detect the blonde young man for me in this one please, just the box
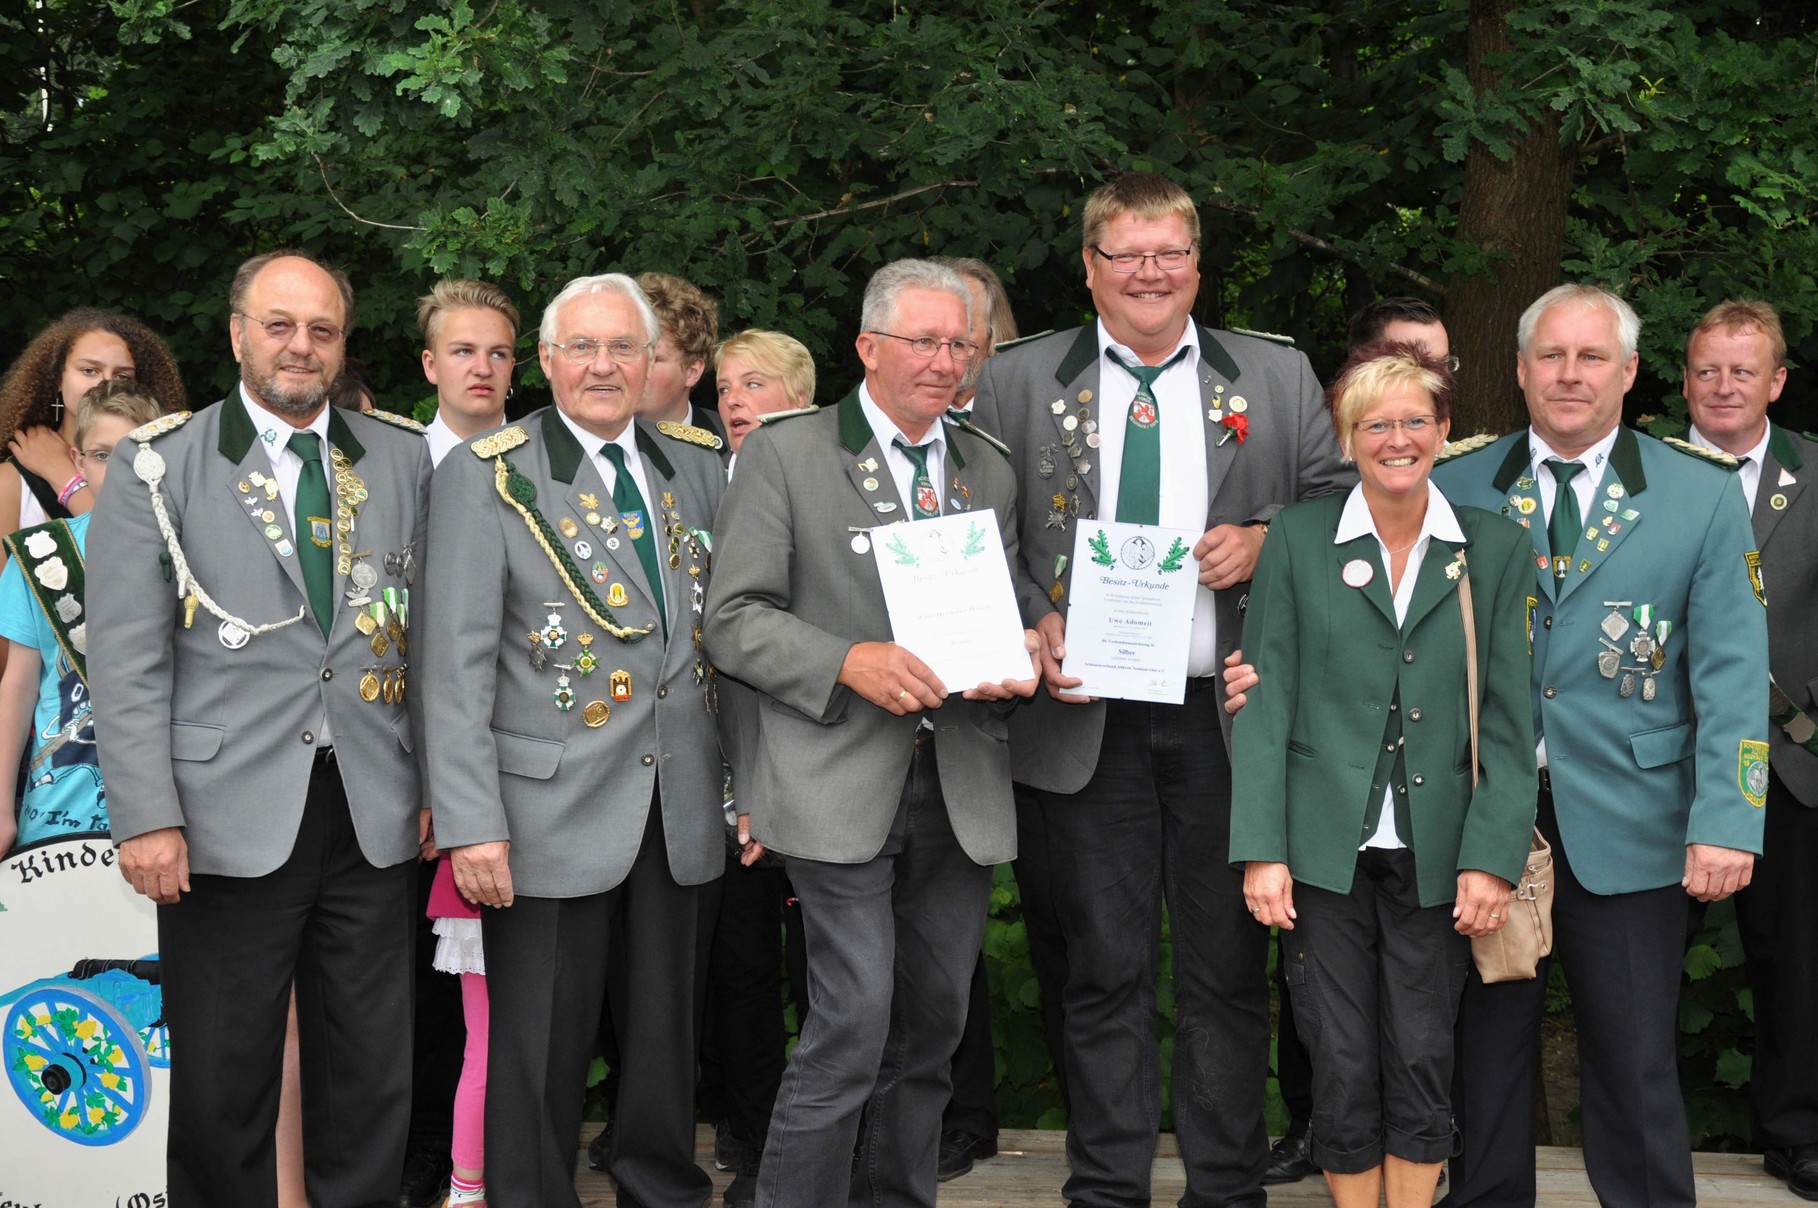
[419,279,520,466]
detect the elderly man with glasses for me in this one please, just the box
[970,172,1350,1208]
[89,249,435,1207]
[422,272,729,1208]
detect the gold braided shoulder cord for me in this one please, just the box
[491,455,653,642]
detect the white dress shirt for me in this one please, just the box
[1334,481,1466,850]
[554,408,657,513]
[1092,320,1219,676]
[240,386,335,743]
[1686,423,1769,513]
[858,383,948,514]
[424,413,463,467]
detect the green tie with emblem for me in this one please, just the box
[286,431,333,636]
[1544,458,1582,579]
[1108,347,1189,525]
[601,442,666,637]
[893,439,940,519]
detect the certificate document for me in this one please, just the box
[871,508,1030,692]
[1060,521,1200,703]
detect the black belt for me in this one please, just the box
[312,745,337,768]
[1537,765,1551,794]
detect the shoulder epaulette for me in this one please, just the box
[991,329,1056,354]
[655,419,725,451]
[471,427,530,458]
[1228,326,1297,347]
[365,409,428,434]
[757,406,821,426]
[944,410,1011,458]
[1435,432,1501,462]
[1660,435,1741,469]
[127,411,193,443]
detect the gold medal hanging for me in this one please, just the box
[360,667,381,703]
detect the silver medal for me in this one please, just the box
[1641,674,1657,702]
[1619,670,1635,698]
[351,562,379,592]
[1597,648,1620,679]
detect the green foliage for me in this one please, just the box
[1679,899,1755,1150]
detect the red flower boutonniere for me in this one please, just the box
[1218,413,1249,447]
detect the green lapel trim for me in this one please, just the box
[1335,533,1396,629]
[1769,423,1804,473]
[838,390,870,455]
[1195,324,1243,384]
[635,423,676,481]
[1053,327,1099,386]
[217,393,256,461]
[2,520,88,689]
[1609,426,1647,494]
[941,418,968,472]
[541,406,584,483]
[326,406,365,465]
[1490,435,1530,493]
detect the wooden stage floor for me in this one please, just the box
[573,1126,1795,1205]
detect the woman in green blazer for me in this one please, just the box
[1229,343,1536,1208]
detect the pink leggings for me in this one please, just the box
[452,972,489,1172]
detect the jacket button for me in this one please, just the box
[1408,708,1422,722]
[1412,774,1425,786]
[1543,686,1558,699]
[302,731,315,745]
[641,754,655,766]
[1385,743,1397,753]
[321,669,333,681]
[1402,650,1415,663]
[657,686,668,699]
[1396,785,1407,795]
[1543,616,1553,629]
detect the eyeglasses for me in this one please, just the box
[867,332,979,364]
[1353,415,1439,437]
[547,337,650,365]
[1089,246,1195,273]
[236,313,344,346]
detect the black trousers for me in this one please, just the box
[1019,685,1271,1208]
[941,951,1001,1139]
[1273,930,1315,1131]
[160,751,415,1208]
[697,848,807,1149]
[1735,771,1818,1150]
[1444,788,1695,1208]
[483,799,717,1208]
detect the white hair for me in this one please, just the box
[1517,284,1640,358]
[538,273,661,346]
[859,260,972,335]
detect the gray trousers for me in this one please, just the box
[756,738,993,1208]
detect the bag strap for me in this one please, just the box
[1457,550,1478,790]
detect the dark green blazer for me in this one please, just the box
[1229,490,1537,907]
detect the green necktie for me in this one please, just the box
[601,442,666,637]
[893,439,940,519]
[286,431,334,636]
[1544,458,1582,580]
[1109,347,1188,525]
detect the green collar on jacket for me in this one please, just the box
[218,393,366,465]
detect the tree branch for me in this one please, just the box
[313,153,426,232]
[769,178,975,226]
[1202,195,1445,295]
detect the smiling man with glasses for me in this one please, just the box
[88,249,435,1207]
[970,172,1351,1208]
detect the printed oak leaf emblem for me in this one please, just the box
[1158,537,1190,572]
[1088,529,1115,567]
[886,532,918,566]
[962,522,987,559]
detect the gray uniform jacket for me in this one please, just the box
[1758,424,1818,805]
[970,323,1352,793]
[422,407,726,897]
[89,399,432,876]
[702,393,1022,866]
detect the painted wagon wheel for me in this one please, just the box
[5,986,150,1145]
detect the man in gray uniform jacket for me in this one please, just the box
[90,250,433,1207]
[422,273,727,1208]
[704,259,1037,1208]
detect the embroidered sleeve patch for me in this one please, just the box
[1739,739,1771,808]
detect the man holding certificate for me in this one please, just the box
[703,258,1037,1208]
[970,172,1351,1208]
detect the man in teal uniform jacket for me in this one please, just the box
[1431,284,1767,1208]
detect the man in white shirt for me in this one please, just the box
[419,279,520,467]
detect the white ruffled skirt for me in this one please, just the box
[431,917,486,976]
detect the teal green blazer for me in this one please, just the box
[1230,491,1538,907]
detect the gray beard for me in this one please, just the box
[244,365,328,417]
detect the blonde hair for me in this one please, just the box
[75,379,167,447]
[1081,173,1201,254]
[1325,341,1454,461]
[417,278,520,347]
[1686,299,1786,369]
[713,329,816,408]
